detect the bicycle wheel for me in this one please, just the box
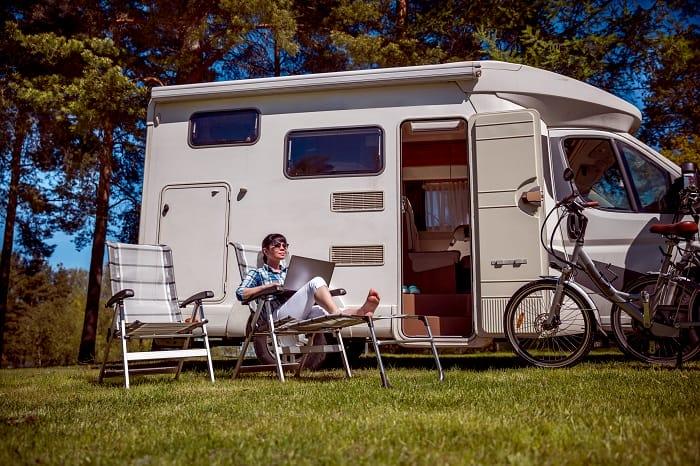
[611,273,700,365]
[504,280,596,368]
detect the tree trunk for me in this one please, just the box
[78,128,113,363]
[397,0,407,29]
[273,34,281,77]
[0,125,26,363]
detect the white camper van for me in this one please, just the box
[140,60,681,357]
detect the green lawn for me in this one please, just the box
[1,352,698,465]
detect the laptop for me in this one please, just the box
[283,255,335,291]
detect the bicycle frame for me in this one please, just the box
[548,211,681,339]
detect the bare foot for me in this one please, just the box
[355,289,380,316]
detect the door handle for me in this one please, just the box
[161,204,169,217]
[491,259,527,268]
[521,187,542,205]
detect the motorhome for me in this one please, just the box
[140,60,681,359]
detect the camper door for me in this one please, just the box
[469,110,548,336]
[157,183,230,301]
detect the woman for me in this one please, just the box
[236,233,380,321]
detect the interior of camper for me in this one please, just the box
[400,119,473,338]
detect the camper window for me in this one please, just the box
[563,138,632,211]
[189,109,259,147]
[616,142,674,213]
[424,181,469,231]
[285,127,383,178]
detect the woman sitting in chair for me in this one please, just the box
[236,233,380,321]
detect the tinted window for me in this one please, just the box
[286,127,383,178]
[563,138,631,210]
[618,142,673,213]
[190,109,259,146]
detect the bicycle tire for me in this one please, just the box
[611,273,700,365]
[504,279,596,368]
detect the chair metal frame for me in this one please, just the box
[230,242,357,381]
[231,242,444,387]
[99,242,215,388]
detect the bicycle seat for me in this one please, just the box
[649,220,698,238]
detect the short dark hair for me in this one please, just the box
[261,233,287,263]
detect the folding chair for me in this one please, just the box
[230,242,361,381]
[99,242,215,388]
[230,242,444,387]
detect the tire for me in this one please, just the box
[252,333,328,370]
[245,312,327,370]
[611,273,700,365]
[504,279,596,368]
[324,337,367,368]
[344,338,367,363]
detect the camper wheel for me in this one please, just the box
[253,333,328,370]
[244,311,329,370]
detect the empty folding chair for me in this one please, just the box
[99,242,215,388]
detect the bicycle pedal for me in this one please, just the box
[648,340,657,354]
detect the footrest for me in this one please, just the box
[276,314,365,332]
[125,348,209,361]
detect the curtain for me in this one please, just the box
[424,181,469,231]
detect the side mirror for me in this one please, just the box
[682,162,698,189]
[563,167,575,182]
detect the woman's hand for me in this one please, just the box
[242,283,280,300]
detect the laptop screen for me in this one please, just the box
[283,256,335,291]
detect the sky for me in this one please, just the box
[49,232,93,270]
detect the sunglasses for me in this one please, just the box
[270,241,289,249]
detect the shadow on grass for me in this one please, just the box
[87,350,699,387]
[323,348,632,371]
[175,350,686,373]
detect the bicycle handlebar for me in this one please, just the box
[556,193,599,212]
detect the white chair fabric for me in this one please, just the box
[99,242,215,388]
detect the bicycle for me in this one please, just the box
[503,166,700,368]
[611,175,700,364]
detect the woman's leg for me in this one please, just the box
[310,285,380,316]
[275,277,335,321]
[275,277,381,320]
[354,289,380,316]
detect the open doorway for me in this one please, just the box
[400,119,473,337]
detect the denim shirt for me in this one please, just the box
[235,263,288,302]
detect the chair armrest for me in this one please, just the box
[180,290,214,308]
[330,288,346,297]
[105,289,134,308]
[241,285,284,305]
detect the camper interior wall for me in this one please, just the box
[400,119,473,337]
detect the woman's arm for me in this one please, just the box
[236,269,278,302]
[239,283,278,301]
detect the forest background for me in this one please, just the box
[1,0,698,368]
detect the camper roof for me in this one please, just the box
[150,60,641,133]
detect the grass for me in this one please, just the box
[1,351,699,465]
